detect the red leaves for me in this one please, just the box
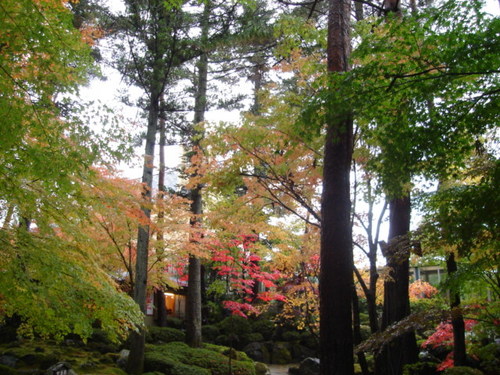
[223,301,259,318]
[423,319,478,350]
[422,319,479,370]
[209,234,284,317]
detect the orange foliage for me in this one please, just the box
[409,280,438,301]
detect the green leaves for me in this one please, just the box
[344,1,500,196]
[0,0,143,342]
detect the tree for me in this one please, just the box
[185,0,210,349]
[421,155,500,367]
[0,0,142,342]
[319,1,355,374]
[112,1,201,372]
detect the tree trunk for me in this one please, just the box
[185,1,209,348]
[126,90,160,375]
[320,1,354,374]
[352,286,370,375]
[375,196,418,375]
[155,288,168,327]
[155,98,169,327]
[446,252,467,366]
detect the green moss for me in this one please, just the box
[255,362,269,375]
[78,366,128,375]
[0,340,126,375]
[443,367,484,375]
[402,361,438,375]
[144,350,210,375]
[146,327,185,344]
[146,342,256,375]
[0,364,18,375]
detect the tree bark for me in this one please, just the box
[126,93,159,375]
[155,98,169,327]
[446,252,467,366]
[352,286,370,375]
[320,1,354,374]
[185,1,210,348]
[375,196,418,375]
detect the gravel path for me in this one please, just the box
[267,364,297,375]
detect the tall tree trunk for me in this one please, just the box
[352,286,370,375]
[446,252,466,366]
[185,1,210,348]
[155,98,168,327]
[320,1,354,374]
[376,196,418,375]
[126,92,159,374]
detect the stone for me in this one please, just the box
[255,362,271,375]
[271,342,292,365]
[116,349,130,369]
[297,357,320,375]
[45,362,78,375]
[0,354,18,368]
[290,343,315,361]
[243,342,270,363]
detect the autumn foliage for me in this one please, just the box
[209,234,285,317]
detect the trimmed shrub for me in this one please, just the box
[242,333,264,344]
[218,316,252,337]
[202,325,220,342]
[255,362,269,375]
[215,334,230,347]
[146,342,256,375]
[144,350,210,375]
[147,327,185,344]
[0,364,17,375]
[444,367,484,375]
[403,361,438,375]
[251,320,275,341]
[282,331,301,342]
[166,317,184,329]
[271,342,292,364]
[471,343,500,375]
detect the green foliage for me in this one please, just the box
[166,317,184,329]
[255,362,269,375]
[0,364,18,375]
[305,0,500,197]
[243,333,264,343]
[402,361,438,375]
[145,342,256,375]
[420,158,500,299]
[443,366,484,375]
[0,0,143,342]
[202,325,221,342]
[218,316,252,337]
[281,331,301,342]
[144,350,210,375]
[146,327,185,344]
[470,343,500,375]
[0,339,128,374]
[251,319,276,341]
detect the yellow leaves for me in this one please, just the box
[80,24,105,46]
